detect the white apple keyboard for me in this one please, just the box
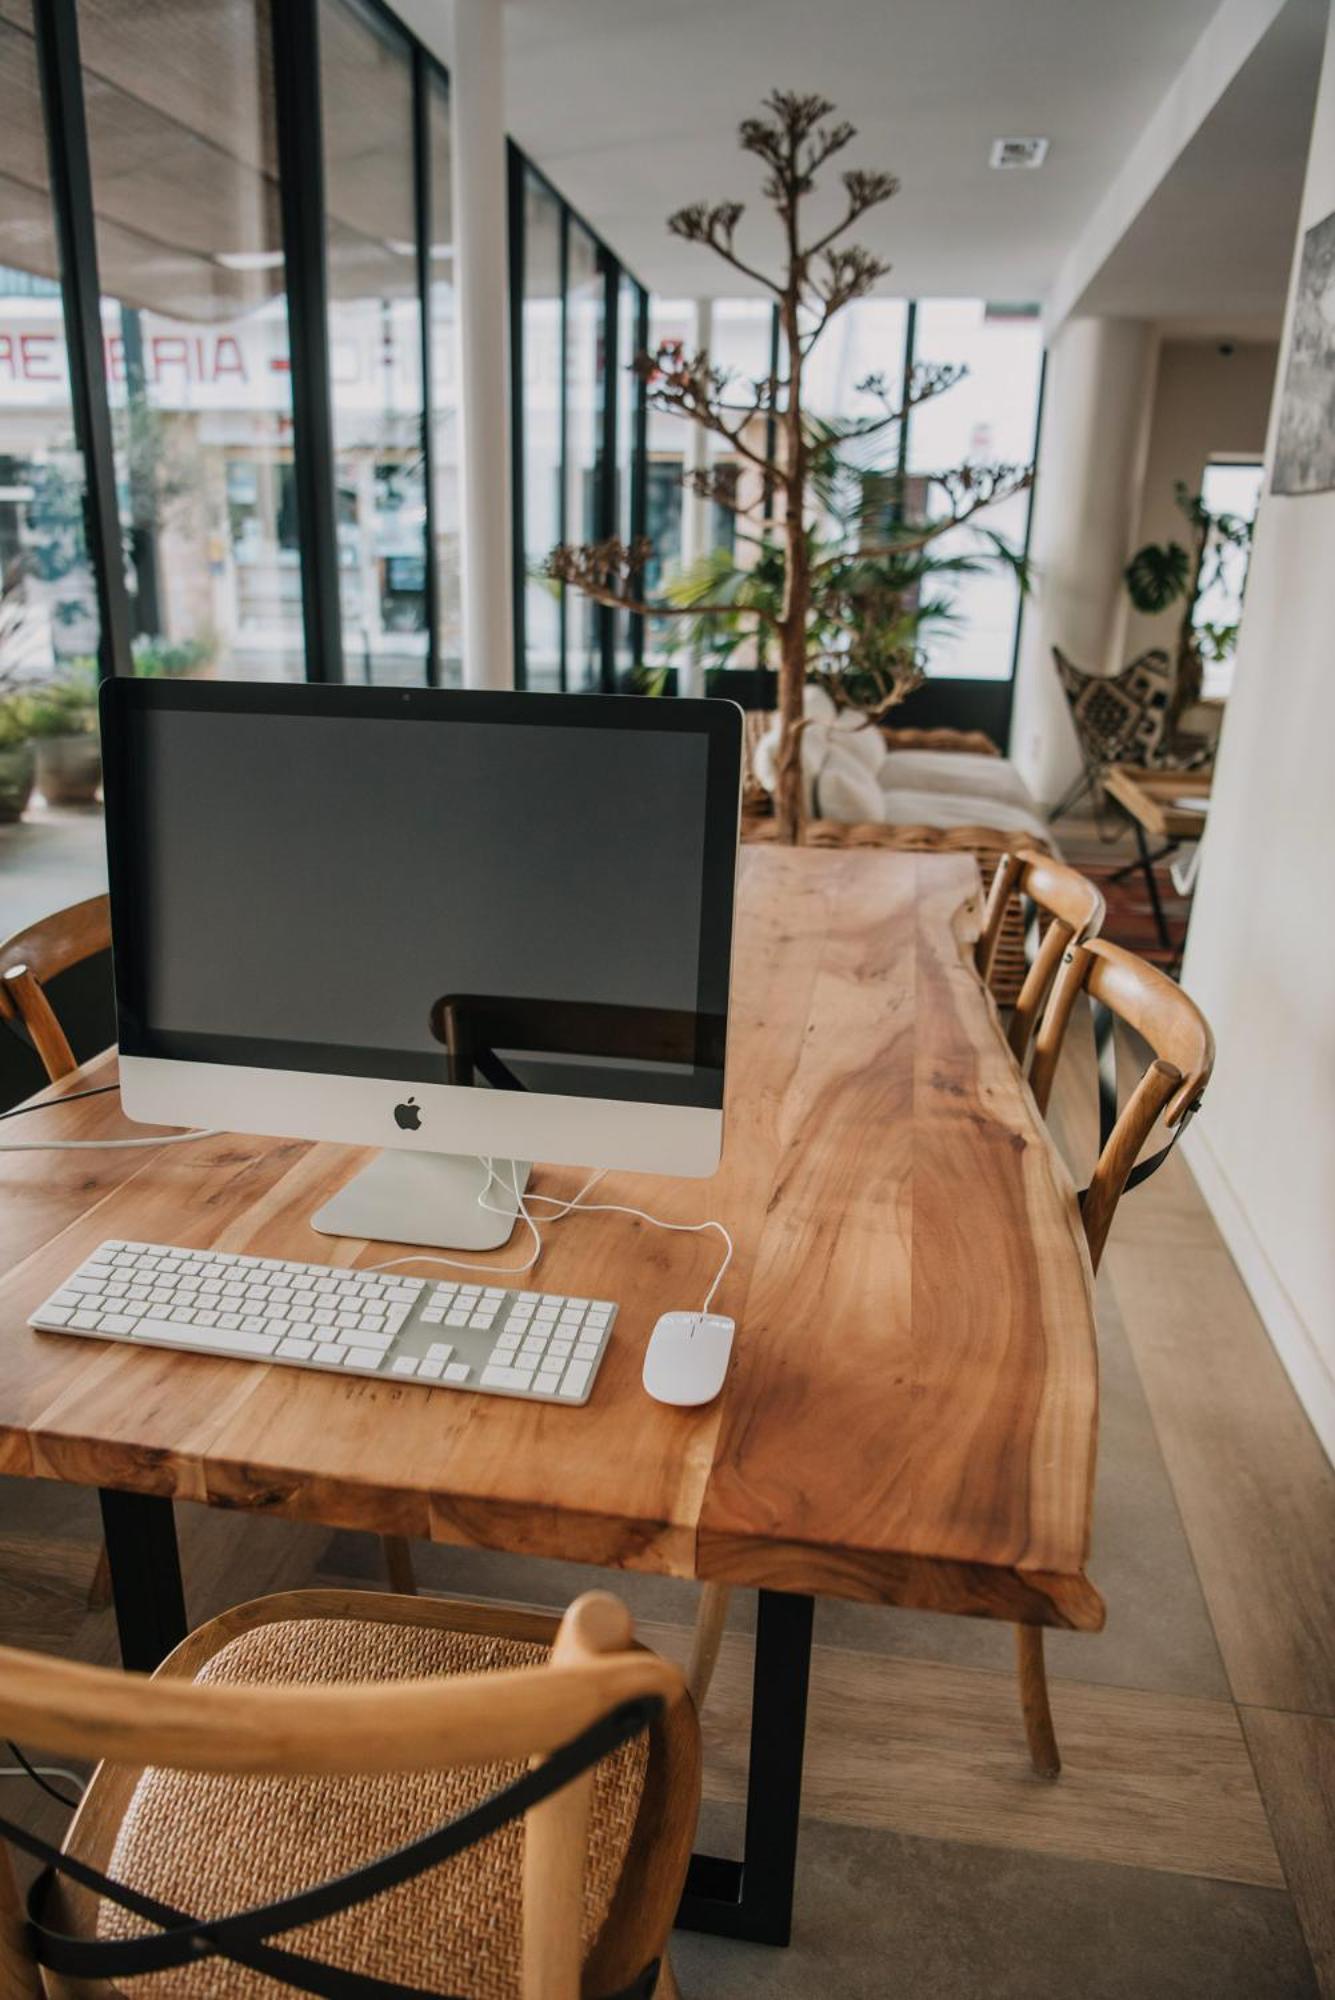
[29,1240,618,1405]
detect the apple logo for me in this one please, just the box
[393,1097,422,1132]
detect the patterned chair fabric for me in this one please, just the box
[1052,646,1176,769]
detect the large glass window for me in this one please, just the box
[79,0,305,682]
[564,220,604,691]
[907,301,1042,681]
[0,7,98,680]
[321,0,427,686]
[519,171,563,691]
[0,0,102,933]
[426,69,461,686]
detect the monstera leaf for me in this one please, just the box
[1124,539,1191,614]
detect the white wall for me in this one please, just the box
[1181,5,1335,1464]
[1124,337,1278,661]
[1009,317,1158,808]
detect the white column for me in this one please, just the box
[450,0,513,689]
[1009,316,1158,806]
[679,298,713,700]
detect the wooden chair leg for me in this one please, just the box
[381,1535,418,1596]
[1014,1624,1061,1779]
[686,1583,731,1710]
[87,1541,113,1611]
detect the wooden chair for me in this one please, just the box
[975,849,1106,1069]
[1012,937,1215,1777]
[0,894,430,1612]
[0,893,111,1082]
[0,1587,699,2000]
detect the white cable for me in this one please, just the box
[364,1159,551,1281]
[0,1129,219,1152]
[1,1765,86,1795]
[370,1158,733,1313]
[554,1194,734,1312]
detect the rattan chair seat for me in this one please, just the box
[94,1615,649,2000]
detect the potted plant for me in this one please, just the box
[0,560,38,823]
[0,693,36,823]
[24,658,101,806]
[546,91,1030,841]
[1124,481,1254,721]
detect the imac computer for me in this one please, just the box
[99,679,742,1250]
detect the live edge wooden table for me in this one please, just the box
[0,848,1103,1949]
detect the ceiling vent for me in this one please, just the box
[989,137,1049,170]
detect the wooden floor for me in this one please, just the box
[1,937,1332,1995]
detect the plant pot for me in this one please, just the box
[0,742,36,823]
[35,733,101,805]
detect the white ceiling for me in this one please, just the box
[502,0,1323,326]
[1077,0,1325,333]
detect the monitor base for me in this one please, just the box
[310,1151,533,1252]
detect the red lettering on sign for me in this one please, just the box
[104,335,126,384]
[150,335,190,378]
[19,333,59,382]
[213,335,246,383]
[0,334,14,381]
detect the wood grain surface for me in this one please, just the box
[0,850,1102,1629]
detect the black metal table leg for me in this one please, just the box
[1108,838,1175,885]
[98,1488,188,1672]
[1133,821,1174,955]
[676,1587,814,1947]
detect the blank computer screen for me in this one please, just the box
[106,688,739,1109]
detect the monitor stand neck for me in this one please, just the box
[311,1152,532,1252]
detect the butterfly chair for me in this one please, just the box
[1011,937,1215,1777]
[0,1588,699,2000]
[975,849,1106,1071]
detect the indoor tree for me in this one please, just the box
[546,90,1032,841]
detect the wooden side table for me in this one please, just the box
[1103,765,1212,962]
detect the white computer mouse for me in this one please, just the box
[642,1311,736,1406]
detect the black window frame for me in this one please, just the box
[507,142,648,694]
[26,0,457,691]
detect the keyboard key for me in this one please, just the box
[443,1362,470,1383]
[134,1317,278,1357]
[277,1337,316,1359]
[391,1356,419,1376]
[481,1364,535,1392]
[315,1341,344,1364]
[342,1348,384,1370]
[559,1360,592,1399]
[535,1370,561,1395]
[420,1307,445,1325]
[575,1340,600,1361]
[426,1342,454,1362]
[444,1309,469,1328]
[34,1306,73,1327]
[495,1332,521,1352]
[418,1357,445,1380]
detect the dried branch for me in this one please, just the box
[634,341,773,469]
[805,168,900,259]
[545,537,779,626]
[827,462,1033,570]
[667,199,781,296]
[820,360,969,438]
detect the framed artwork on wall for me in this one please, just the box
[1272,209,1335,497]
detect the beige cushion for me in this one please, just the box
[878,749,1039,813]
[878,784,1051,847]
[97,1617,648,2000]
[814,745,885,822]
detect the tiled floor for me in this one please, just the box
[1,841,1332,1995]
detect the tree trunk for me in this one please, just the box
[773,292,809,844]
